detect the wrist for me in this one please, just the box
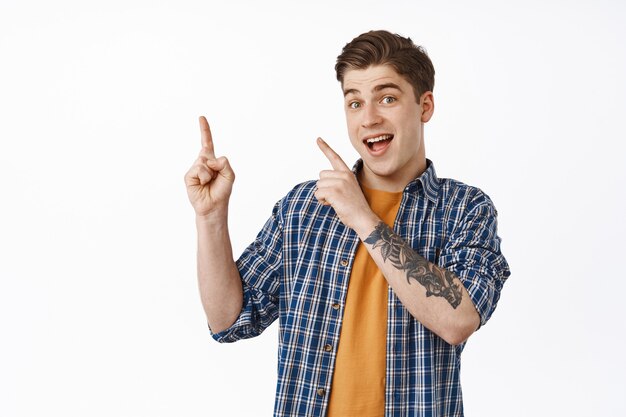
[195,207,229,226]
[353,210,381,241]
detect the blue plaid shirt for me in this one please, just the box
[212,160,510,417]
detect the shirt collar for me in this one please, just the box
[351,158,440,203]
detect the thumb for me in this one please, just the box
[206,156,235,181]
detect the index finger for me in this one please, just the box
[317,137,350,172]
[199,116,216,158]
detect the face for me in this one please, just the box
[342,65,434,191]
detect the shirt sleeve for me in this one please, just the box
[211,201,283,343]
[439,190,511,328]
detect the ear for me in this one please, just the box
[420,91,434,123]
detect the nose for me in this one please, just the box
[361,104,382,128]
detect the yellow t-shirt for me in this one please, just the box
[326,186,403,417]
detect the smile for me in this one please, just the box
[363,134,394,152]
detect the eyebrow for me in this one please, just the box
[343,82,403,97]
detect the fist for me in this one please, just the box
[184,116,235,217]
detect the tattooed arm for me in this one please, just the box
[361,221,480,345]
[314,139,481,345]
[365,223,462,307]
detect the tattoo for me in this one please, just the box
[364,222,462,309]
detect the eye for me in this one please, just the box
[348,101,361,109]
[381,96,396,104]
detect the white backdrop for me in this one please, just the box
[1,0,625,416]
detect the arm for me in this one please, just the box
[315,138,482,345]
[184,116,242,333]
[356,193,510,345]
[196,211,243,334]
[357,219,480,345]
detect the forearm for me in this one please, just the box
[354,218,480,345]
[196,210,243,334]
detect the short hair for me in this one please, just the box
[335,30,435,101]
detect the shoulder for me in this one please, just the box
[275,180,321,215]
[438,177,498,216]
[283,180,317,200]
[276,180,317,208]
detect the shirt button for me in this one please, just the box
[324,344,333,352]
[317,388,326,397]
[331,303,340,310]
[340,259,348,267]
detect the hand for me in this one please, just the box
[315,137,378,236]
[184,116,235,218]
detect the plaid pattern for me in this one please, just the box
[212,160,510,417]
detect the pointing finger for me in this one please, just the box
[317,137,350,172]
[199,116,216,158]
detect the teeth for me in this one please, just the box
[366,134,392,143]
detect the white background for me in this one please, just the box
[1,0,625,416]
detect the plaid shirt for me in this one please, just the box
[212,160,510,417]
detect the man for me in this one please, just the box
[185,30,510,417]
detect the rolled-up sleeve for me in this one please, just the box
[439,191,510,327]
[211,202,283,343]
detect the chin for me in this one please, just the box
[362,160,397,178]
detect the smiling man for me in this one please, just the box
[185,30,510,417]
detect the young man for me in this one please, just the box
[185,30,510,417]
